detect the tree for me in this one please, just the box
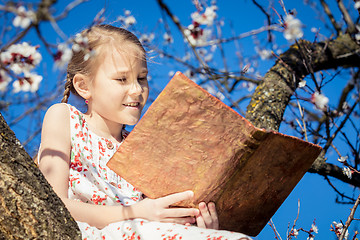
[0,0,359,239]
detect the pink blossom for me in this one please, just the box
[0,42,42,74]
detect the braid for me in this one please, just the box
[61,74,73,103]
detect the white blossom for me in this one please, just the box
[139,33,155,44]
[25,72,42,92]
[311,27,318,33]
[182,52,191,62]
[292,228,299,237]
[0,70,12,91]
[12,72,42,93]
[355,1,360,10]
[184,23,211,46]
[355,25,360,42]
[242,81,256,92]
[54,43,73,69]
[10,64,23,75]
[204,53,213,62]
[338,156,348,163]
[72,33,89,52]
[191,5,217,26]
[204,84,225,100]
[163,32,174,44]
[210,44,217,52]
[343,166,352,179]
[298,80,306,88]
[184,69,196,81]
[125,16,136,26]
[311,224,318,234]
[255,47,272,60]
[168,71,175,77]
[117,11,136,28]
[12,6,36,29]
[311,92,329,110]
[84,50,96,62]
[307,236,314,240]
[283,15,304,41]
[332,221,349,240]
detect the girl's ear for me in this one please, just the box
[73,74,91,100]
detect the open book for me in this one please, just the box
[107,72,321,236]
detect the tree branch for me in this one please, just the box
[245,33,360,186]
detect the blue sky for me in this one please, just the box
[3,0,359,239]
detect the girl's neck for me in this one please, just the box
[83,111,123,143]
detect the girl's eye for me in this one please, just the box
[116,78,127,82]
[138,77,147,82]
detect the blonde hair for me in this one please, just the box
[61,25,146,103]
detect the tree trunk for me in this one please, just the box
[0,113,81,239]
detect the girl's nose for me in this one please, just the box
[128,81,143,96]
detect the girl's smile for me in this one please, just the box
[123,102,141,109]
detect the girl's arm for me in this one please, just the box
[39,104,199,229]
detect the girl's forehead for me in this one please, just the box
[98,46,147,73]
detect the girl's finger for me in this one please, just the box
[198,202,212,228]
[208,202,219,229]
[164,207,199,218]
[160,190,194,206]
[196,214,206,228]
[160,217,196,225]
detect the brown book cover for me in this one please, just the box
[107,71,321,236]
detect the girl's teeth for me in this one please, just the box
[124,103,139,107]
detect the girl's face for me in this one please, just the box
[87,45,149,127]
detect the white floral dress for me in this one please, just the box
[66,104,251,240]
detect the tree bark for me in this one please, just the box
[0,113,81,239]
[245,33,360,186]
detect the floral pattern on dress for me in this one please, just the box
[65,104,251,240]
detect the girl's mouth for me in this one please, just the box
[123,102,140,107]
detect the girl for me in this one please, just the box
[39,24,251,240]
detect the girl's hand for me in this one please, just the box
[132,190,199,225]
[196,202,219,229]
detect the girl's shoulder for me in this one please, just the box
[44,103,70,121]
[41,104,71,136]
[44,103,82,119]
